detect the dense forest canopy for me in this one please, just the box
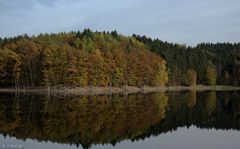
[133,34,240,85]
[0,29,168,88]
[0,29,239,88]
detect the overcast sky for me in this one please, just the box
[0,0,240,45]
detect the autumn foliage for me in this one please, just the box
[205,62,217,85]
[0,30,168,88]
[183,69,197,86]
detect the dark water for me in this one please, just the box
[0,91,240,149]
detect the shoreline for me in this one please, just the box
[0,85,240,96]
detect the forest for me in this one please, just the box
[0,29,239,88]
[133,34,240,86]
[0,29,168,88]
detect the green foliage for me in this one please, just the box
[134,35,240,86]
[0,37,2,47]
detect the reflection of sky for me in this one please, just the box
[0,0,240,45]
[1,126,240,149]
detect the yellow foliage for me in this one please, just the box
[185,69,197,86]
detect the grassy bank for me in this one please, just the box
[0,85,240,96]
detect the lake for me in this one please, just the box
[0,91,239,149]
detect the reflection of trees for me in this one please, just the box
[0,91,240,148]
[205,92,217,116]
[135,91,240,140]
[187,91,197,107]
[0,92,168,148]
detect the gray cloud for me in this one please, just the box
[0,0,239,45]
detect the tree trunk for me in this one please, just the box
[29,63,34,88]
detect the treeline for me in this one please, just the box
[1,29,239,88]
[133,35,240,86]
[0,29,168,88]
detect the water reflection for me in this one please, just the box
[0,91,239,148]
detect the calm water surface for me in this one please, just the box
[0,91,239,149]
